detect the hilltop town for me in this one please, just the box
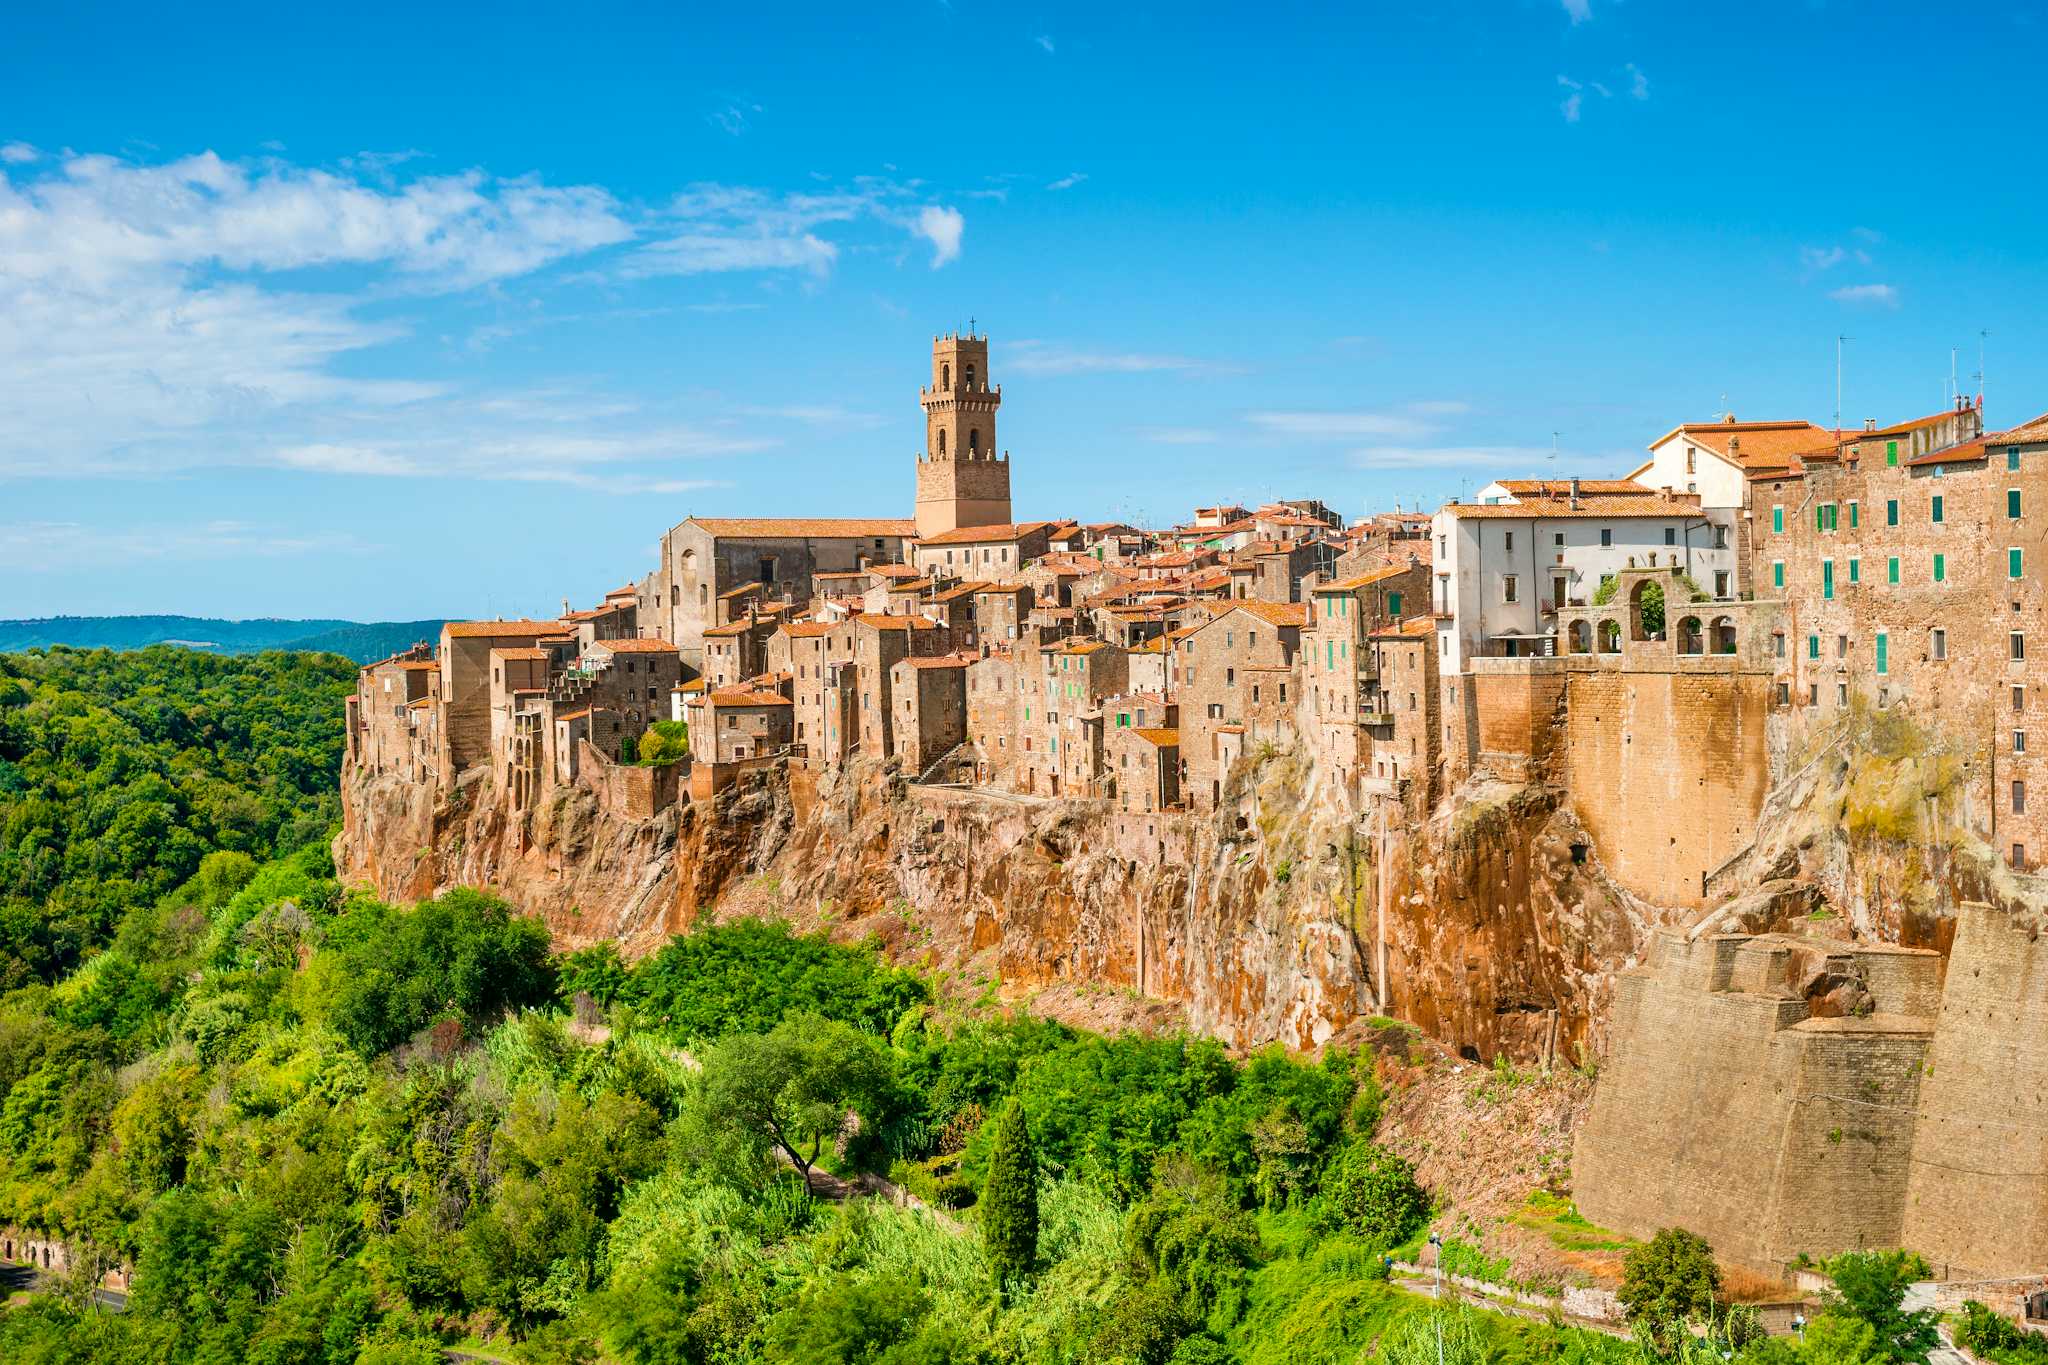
[341,331,2048,1280]
[350,329,2048,882]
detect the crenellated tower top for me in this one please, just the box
[915,331,1012,537]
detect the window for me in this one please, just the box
[1849,501,1859,528]
[1808,634,1820,660]
[2010,446,2023,471]
[1664,527,1677,546]
[1554,532,1564,547]
[1932,629,1946,660]
[1600,528,1612,548]
[1388,591,1402,615]
[2013,489,2025,519]
[2014,632,2028,662]
[1772,632,1786,658]
[1714,570,1730,597]
[2017,685,2027,712]
[1837,633,1848,659]
[1933,553,1946,583]
[2016,844,2028,871]
[1848,558,1860,584]
[1809,683,1820,706]
[1932,494,1945,524]
[1875,631,1888,675]
[2015,548,2027,579]
[2015,780,2027,817]
[1772,505,1785,534]
[1503,575,1519,603]
[1822,559,1834,600]
[1838,682,1849,705]
[2017,730,2028,754]
[1888,556,1900,584]
[1504,531,1515,552]
[1773,561,1785,589]
[1776,681,1790,706]
[1887,439,1899,465]
[1887,499,1899,526]
[1713,525,1729,549]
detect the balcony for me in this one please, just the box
[1358,708,1395,729]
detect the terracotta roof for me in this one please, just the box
[868,563,923,579]
[445,619,563,639]
[777,621,836,638]
[556,707,591,721]
[1904,438,1988,469]
[708,687,792,707]
[536,634,575,644]
[702,622,753,637]
[1314,564,1414,592]
[1133,727,1180,747]
[688,517,916,539]
[1372,615,1437,639]
[593,637,678,653]
[1991,412,2048,445]
[1648,419,1834,471]
[1863,410,1963,440]
[915,521,1048,546]
[1445,496,1706,520]
[564,602,627,620]
[718,582,764,600]
[1056,639,1111,655]
[1215,724,1245,734]
[1493,478,1658,498]
[1130,638,1167,653]
[1225,601,1311,627]
[677,679,708,694]
[491,647,550,661]
[407,697,434,709]
[901,655,971,670]
[397,659,441,671]
[886,578,934,592]
[929,582,986,602]
[854,614,943,631]
[813,570,869,580]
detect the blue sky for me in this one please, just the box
[5,0,2046,620]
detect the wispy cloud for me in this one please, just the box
[1800,245,1847,273]
[1349,444,1575,471]
[1,142,40,164]
[1046,172,1087,191]
[1035,34,1056,54]
[1559,77,1584,123]
[0,519,383,570]
[1562,0,1592,22]
[1005,341,1225,377]
[1626,62,1650,99]
[708,101,763,136]
[1829,283,1900,307]
[915,205,964,267]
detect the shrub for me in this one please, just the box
[1618,1227,1720,1352]
[1318,1139,1426,1243]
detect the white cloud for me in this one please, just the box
[1800,245,1847,273]
[1829,283,1900,307]
[708,101,762,136]
[1626,62,1650,99]
[1046,172,1087,191]
[0,142,38,164]
[1562,0,1591,22]
[1035,34,1055,53]
[915,205,964,267]
[1349,444,1571,471]
[1248,410,1437,439]
[1006,342,1217,377]
[0,519,382,570]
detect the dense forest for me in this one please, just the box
[0,649,1977,1364]
[0,620,446,664]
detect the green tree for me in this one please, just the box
[1618,1227,1721,1352]
[1804,1311,1890,1365]
[1824,1251,1939,1365]
[691,1013,894,1193]
[1318,1138,1427,1242]
[1127,1162,1261,1334]
[639,720,690,767]
[981,1098,1039,1287]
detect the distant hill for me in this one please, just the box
[0,615,447,663]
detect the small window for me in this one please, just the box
[2010,446,2022,471]
[2015,780,2028,817]
[1772,505,1785,534]
[1932,494,1945,524]
[1772,631,1786,658]
[2014,632,2028,662]
[1773,561,1785,589]
[1849,501,1859,529]
[1775,681,1790,706]
[2016,730,2027,754]
[1503,575,1519,603]
[1714,571,1730,597]
[1848,558,1860,584]
[1808,634,1820,660]
[1664,527,1676,546]
[1888,557,1900,585]
[1600,528,1612,548]
[1838,682,1849,705]
[2012,489,2025,519]
[1887,439,1899,465]
[1504,531,1515,552]
[2017,685,2028,712]
[1887,499,1899,526]
[2014,548,2027,580]
[1875,631,1888,676]
[1932,629,1947,660]
[1554,532,1564,547]
[1933,553,1946,583]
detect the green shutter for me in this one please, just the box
[1932,495,1944,523]
[2012,489,2024,519]
[2010,446,2022,471]
[1876,632,1888,675]
[1816,505,1825,531]
[1887,439,1899,464]
[1808,635,1820,659]
[2014,548,2026,580]
[1773,561,1785,589]
[1822,560,1834,600]
[1850,502,1859,528]
[1849,558,1860,584]
[1388,592,1401,616]
[1772,506,1784,534]
[1888,557,1900,584]
[1934,553,1946,583]
[1887,499,1899,526]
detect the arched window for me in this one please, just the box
[937,428,947,455]
[965,363,977,388]
[698,584,708,606]
[969,427,981,455]
[942,363,951,388]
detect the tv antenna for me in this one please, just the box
[1835,335,1853,436]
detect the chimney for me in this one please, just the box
[1864,418,1877,433]
[1569,476,1581,510]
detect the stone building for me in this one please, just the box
[767,620,841,759]
[437,620,565,774]
[971,583,1034,649]
[888,655,970,772]
[832,613,949,761]
[915,332,1012,538]
[1172,602,1306,808]
[348,647,442,782]
[690,686,795,764]
[910,521,1054,578]
[965,652,1018,782]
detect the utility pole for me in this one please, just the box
[1835,335,1852,435]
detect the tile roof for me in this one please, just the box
[1903,438,1988,469]
[1225,601,1311,627]
[708,687,792,707]
[687,517,917,539]
[777,621,836,638]
[1133,727,1180,747]
[1314,564,1414,592]
[1445,495,1707,520]
[854,614,943,631]
[556,707,591,721]
[718,582,764,600]
[901,655,971,670]
[813,570,869,580]
[397,659,441,670]
[491,647,550,660]
[592,637,678,653]
[1991,412,2048,444]
[702,622,753,637]
[407,697,435,709]
[974,582,1031,595]
[445,619,564,639]
[1493,478,1657,498]
[1862,410,1964,440]
[1648,419,1834,471]
[1056,639,1111,655]
[914,521,1051,545]
[868,563,924,579]
[885,578,934,592]
[605,585,639,599]
[677,679,708,694]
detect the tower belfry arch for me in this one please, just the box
[915,331,1012,537]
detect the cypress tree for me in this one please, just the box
[982,1098,1039,1288]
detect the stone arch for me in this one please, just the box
[1677,615,1705,655]
[942,362,950,388]
[1568,619,1593,654]
[965,362,976,388]
[936,428,947,455]
[1712,614,1738,654]
[1598,618,1622,653]
[1628,576,1665,640]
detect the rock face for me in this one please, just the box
[337,740,1671,1061]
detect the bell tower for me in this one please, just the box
[915,331,1011,538]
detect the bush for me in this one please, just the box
[1619,1227,1720,1352]
[1824,1251,1938,1365]
[1318,1139,1426,1243]
[639,720,690,767]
